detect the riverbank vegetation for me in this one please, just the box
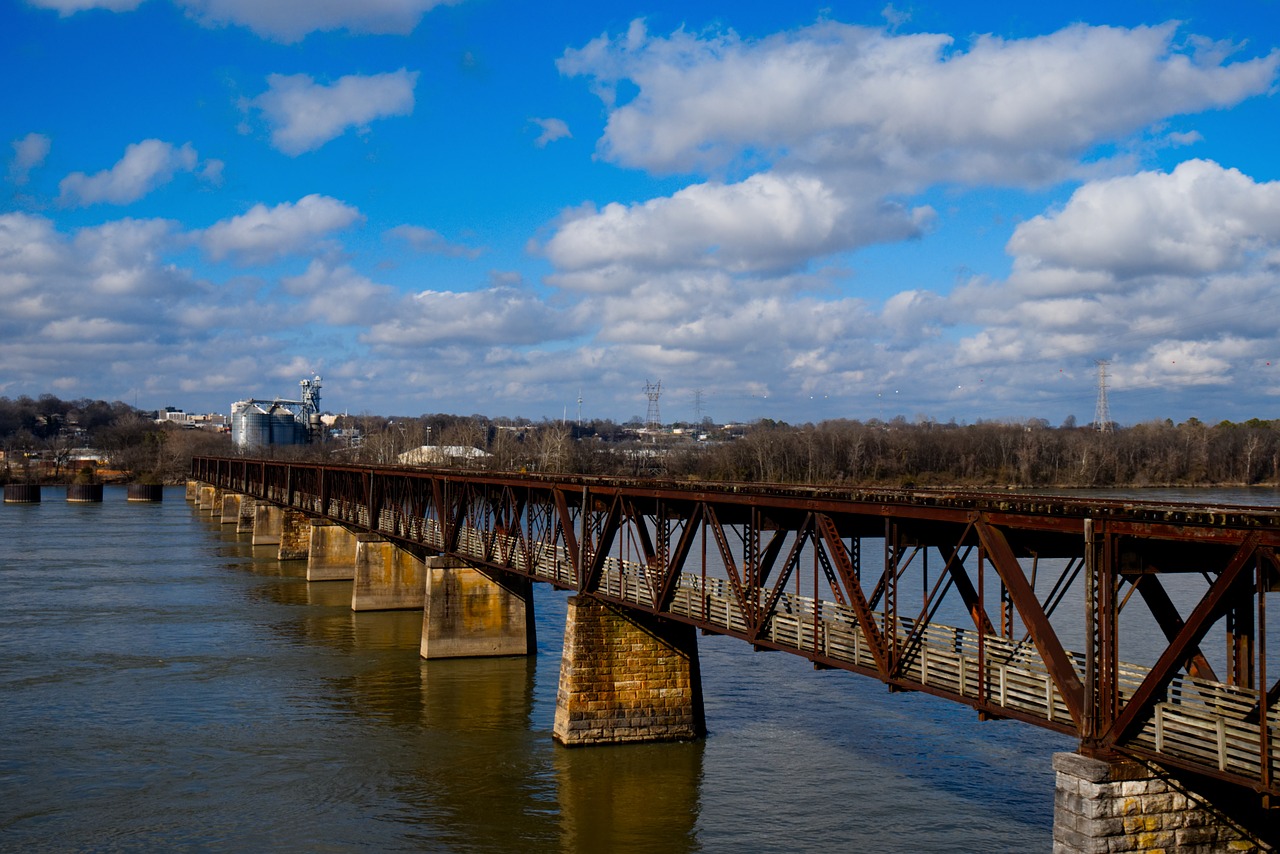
[5,393,1280,489]
[338,412,1280,490]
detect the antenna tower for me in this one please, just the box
[693,388,704,423]
[644,380,662,431]
[1094,360,1112,433]
[577,389,583,426]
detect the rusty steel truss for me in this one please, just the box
[192,456,1280,797]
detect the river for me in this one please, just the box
[11,486,1266,851]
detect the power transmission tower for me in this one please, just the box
[644,380,662,431]
[1094,360,1112,433]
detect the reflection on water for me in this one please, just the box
[554,742,702,853]
[0,485,1108,851]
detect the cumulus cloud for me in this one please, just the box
[545,171,933,283]
[8,133,51,186]
[249,70,419,154]
[1007,160,1280,287]
[560,20,1278,184]
[58,139,204,206]
[177,0,459,42]
[281,260,395,325]
[386,224,482,258]
[198,194,363,263]
[366,277,580,349]
[531,117,571,148]
[943,159,1280,405]
[27,0,144,13]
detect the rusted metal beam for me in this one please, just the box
[1106,533,1261,745]
[816,513,891,678]
[975,518,1085,727]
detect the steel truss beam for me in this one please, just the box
[191,457,1280,798]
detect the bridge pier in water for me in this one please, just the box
[251,502,282,546]
[553,596,705,746]
[352,537,426,611]
[277,509,310,560]
[306,520,358,581]
[219,492,241,524]
[185,461,1280,847]
[420,559,535,659]
[1052,752,1263,852]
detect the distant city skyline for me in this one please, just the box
[3,1,1279,427]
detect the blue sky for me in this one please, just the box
[3,0,1279,426]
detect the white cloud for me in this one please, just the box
[560,20,1278,185]
[198,194,363,264]
[1007,160,1280,287]
[531,117,571,148]
[386,224,481,258]
[58,139,202,206]
[27,0,144,14]
[8,133,51,186]
[281,260,395,325]
[366,278,580,349]
[250,70,419,155]
[177,0,458,42]
[544,171,932,283]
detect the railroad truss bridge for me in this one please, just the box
[192,457,1280,848]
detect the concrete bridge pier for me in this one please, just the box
[219,493,241,525]
[1051,752,1268,852]
[553,596,705,746]
[197,485,218,512]
[352,537,426,611]
[252,503,283,546]
[185,480,201,501]
[420,559,535,659]
[306,520,359,581]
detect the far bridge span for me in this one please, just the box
[191,456,1280,851]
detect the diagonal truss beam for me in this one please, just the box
[976,518,1085,727]
[1107,533,1261,745]
[816,513,890,678]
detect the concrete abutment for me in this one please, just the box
[553,595,705,746]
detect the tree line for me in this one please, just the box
[336,413,1280,489]
[6,392,1280,489]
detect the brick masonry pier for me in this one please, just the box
[1052,752,1267,853]
[553,595,705,746]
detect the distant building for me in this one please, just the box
[398,445,491,466]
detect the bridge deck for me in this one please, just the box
[192,457,1280,797]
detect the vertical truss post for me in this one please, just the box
[1227,564,1256,690]
[1258,551,1271,794]
[885,520,899,665]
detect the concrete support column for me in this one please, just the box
[277,509,310,560]
[198,485,217,511]
[420,558,535,659]
[307,521,358,581]
[352,537,426,611]
[553,595,705,746]
[185,480,200,501]
[252,503,283,546]
[1052,752,1258,852]
[206,488,225,516]
[220,493,242,525]
[236,496,256,534]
